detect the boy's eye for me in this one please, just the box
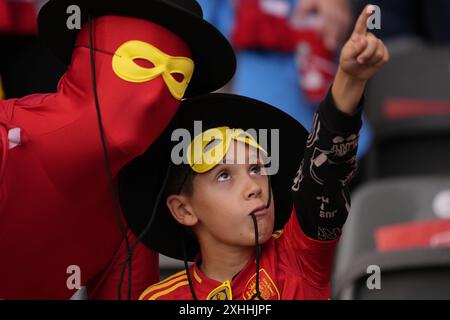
[250,165,262,175]
[217,171,231,182]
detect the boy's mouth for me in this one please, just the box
[249,205,268,218]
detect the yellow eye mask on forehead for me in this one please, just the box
[187,127,268,174]
[112,40,194,100]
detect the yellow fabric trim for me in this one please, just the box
[187,127,268,174]
[139,273,187,299]
[147,281,189,300]
[193,268,202,284]
[112,40,194,100]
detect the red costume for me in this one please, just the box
[0,0,37,35]
[0,15,189,299]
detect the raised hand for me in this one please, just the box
[331,5,390,114]
[339,5,390,81]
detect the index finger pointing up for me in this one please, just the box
[353,5,375,36]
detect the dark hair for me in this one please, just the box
[165,164,197,197]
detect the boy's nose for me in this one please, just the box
[245,178,263,200]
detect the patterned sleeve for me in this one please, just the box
[291,87,363,241]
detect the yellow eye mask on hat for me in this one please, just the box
[187,127,268,174]
[112,40,194,100]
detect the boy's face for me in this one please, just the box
[169,141,275,248]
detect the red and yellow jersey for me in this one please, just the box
[139,208,338,300]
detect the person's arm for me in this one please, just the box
[295,4,389,241]
[279,5,389,287]
[292,87,361,243]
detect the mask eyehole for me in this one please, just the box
[171,73,185,83]
[133,58,155,69]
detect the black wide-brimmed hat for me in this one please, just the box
[37,0,236,97]
[119,93,308,261]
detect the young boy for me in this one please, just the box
[119,5,389,300]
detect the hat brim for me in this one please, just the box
[119,93,308,261]
[37,0,236,97]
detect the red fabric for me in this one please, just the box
[140,208,339,300]
[232,0,295,52]
[383,99,450,120]
[0,0,13,32]
[0,0,37,35]
[0,16,192,299]
[87,229,159,300]
[231,0,335,103]
[291,15,335,104]
[375,219,450,252]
